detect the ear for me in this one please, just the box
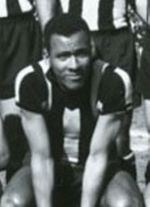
[42,48,49,59]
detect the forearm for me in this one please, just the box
[21,110,54,207]
[81,154,108,207]
[81,114,123,207]
[31,153,54,207]
[35,0,56,32]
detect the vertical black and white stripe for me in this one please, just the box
[60,0,130,30]
[0,0,33,17]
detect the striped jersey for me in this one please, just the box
[15,58,132,164]
[60,0,132,31]
[0,0,33,18]
[135,0,149,24]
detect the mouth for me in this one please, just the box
[67,74,82,81]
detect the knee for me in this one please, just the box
[1,192,27,207]
[105,193,143,207]
[144,184,150,207]
[105,195,129,207]
[111,197,131,207]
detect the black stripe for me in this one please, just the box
[32,63,48,95]
[98,0,115,30]
[7,0,22,16]
[69,0,82,16]
[127,0,136,10]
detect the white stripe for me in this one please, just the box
[18,0,33,13]
[101,62,109,74]
[112,0,128,29]
[0,0,8,17]
[82,0,100,30]
[38,58,50,75]
[114,67,132,106]
[123,152,134,160]
[15,66,34,103]
[45,78,52,110]
[59,0,70,13]
[136,0,148,23]
[39,58,52,109]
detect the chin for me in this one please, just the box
[66,83,83,91]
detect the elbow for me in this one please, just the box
[30,150,54,171]
[31,151,53,163]
[1,192,27,207]
[88,146,107,162]
[86,149,108,170]
[31,146,53,160]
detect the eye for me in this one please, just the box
[75,49,90,58]
[57,52,70,61]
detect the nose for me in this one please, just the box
[69,56,78,70]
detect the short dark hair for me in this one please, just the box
[44,13,90,50]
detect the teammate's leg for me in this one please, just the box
[0,116,10,170]
[1,166,34,207]
[101,171,144,207]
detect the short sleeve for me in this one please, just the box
[15,67,49,113]
[97,67,133,114]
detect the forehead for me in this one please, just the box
[49,31,90,52]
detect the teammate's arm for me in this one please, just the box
[21,109,54,207]
[81,112,123,207]
[0,117,10,169]
[35,0,57,32]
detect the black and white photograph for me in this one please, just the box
[0,1,150,207]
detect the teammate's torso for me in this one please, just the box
[0,0,33,18]
[60,0,128,30]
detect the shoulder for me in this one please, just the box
[15,59,52,112]
[15,59,50,96]
[103,66,132,105]
[93,59,132,98]
[91,60,133,114]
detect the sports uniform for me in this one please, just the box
[15,58,132,206]
[0,0,42,99]
[137,0,150,99]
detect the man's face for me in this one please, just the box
[49,31,91,91]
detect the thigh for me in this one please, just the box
[0,116,10,169]
[143,100,150,132]
[144,183,150,207]
[101,171,144,207]
[1,166,34,207]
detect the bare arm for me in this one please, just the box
[21,109,54,207]
[0,117,10,169]
[81,113,123,207]
[35,0,57,32]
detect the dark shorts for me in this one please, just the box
[54,162,83,207]
[139,32,150,99]
[91,28,137,83]
[0,13,42,99]
[53,158,135,207]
